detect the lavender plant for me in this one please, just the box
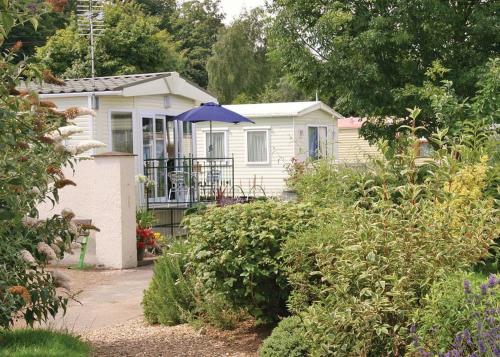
[411,274,500,356]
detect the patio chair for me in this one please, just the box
[168,171,188,202]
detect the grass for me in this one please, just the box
[0,329,91,357]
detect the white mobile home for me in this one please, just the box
[27,72,215,181]
[195,102,342,196]
[27,73,341,205]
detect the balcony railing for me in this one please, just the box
[144,157,234,209]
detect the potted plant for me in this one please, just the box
[136,209,157,261]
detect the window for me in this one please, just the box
[246,130,269,164]
[206,132,226,158]
[308,126,327,159]
[111,112,133,153]
[418,140,433,158]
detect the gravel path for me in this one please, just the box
[83,318,267,357]
[42,265,267,356]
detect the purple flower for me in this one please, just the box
[478,339,487,353]
[480,284,488,295]
[464,280,472,294]
[463,329,472,345]
[488,274,497,288]
[410,324,417,334]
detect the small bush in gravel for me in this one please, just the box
[143,242,196,325]
[259,316,311,357]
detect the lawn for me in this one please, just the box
[0,329,90,357]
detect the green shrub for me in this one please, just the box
[0,3,87,327]
[259,316,311,357]
[0,329,90,357]
[183,200,319,324]
[143,241,246,329]
[278,125,498,355]
[285,158,369,207]
[410,272,500,355]
[143,242,196,325]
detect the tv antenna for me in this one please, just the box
[77,0,105,109]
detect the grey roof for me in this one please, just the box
[24,72,172,94]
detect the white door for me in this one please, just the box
[142,114,177,200]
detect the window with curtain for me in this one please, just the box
[308,127,319,159]
[247,130,268,163]
[206,132,225,158]
[111,112,133,154]
[308,126,328,159]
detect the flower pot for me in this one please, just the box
[137,247,145,262]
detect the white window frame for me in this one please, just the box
[244,126,271,165]
[202,128,228,158]
[307,124,329,159]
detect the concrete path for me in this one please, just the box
[45,265,154,332]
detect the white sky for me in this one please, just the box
[219,0,267,24]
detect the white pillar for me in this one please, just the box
[92,152,137,269]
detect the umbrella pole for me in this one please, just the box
[209,121,214,200]
[209,121,213,158]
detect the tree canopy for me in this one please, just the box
[269,0,499,140]
[171,0,224,88]
[36,2,183,78]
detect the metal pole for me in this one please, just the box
[209,121,213,158]
[89,1,96,103]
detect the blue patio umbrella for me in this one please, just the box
[173,102,254,157]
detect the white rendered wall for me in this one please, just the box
[37,153,137,269]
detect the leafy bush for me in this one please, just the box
[410,273,500,356]
[277,123,498,355]
[143,242,196,325]
[183,200,319,323]
[285,158,368,207]
[143,241,247,329]
[0,1,97,328]
[259,316,311,357]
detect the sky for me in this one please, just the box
[219,0,267,24]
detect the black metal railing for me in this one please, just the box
[144,157,234,208]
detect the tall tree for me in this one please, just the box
[36,2,183,78]
[207,8,271,103]
[0,0,76,59]
[270,0,499,141]
[135,0,177,30]
[170,0,224,88]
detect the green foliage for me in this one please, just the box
[277,121,498,355]
[259,316,311,357]
[0,1,82,328]
[171,0,224,88]
[207,8,271,103]
[136,209,156,229]
[285,158,369,207]
[270,0,499,141]
[143,242,196,326]
[183,200,319,323]
[410,272,499,354]
[0,1,75,59]
[0,328,90,357]
[37,2,183,78]
[143,240,247,329]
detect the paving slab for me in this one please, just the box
[43,265,154,332]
